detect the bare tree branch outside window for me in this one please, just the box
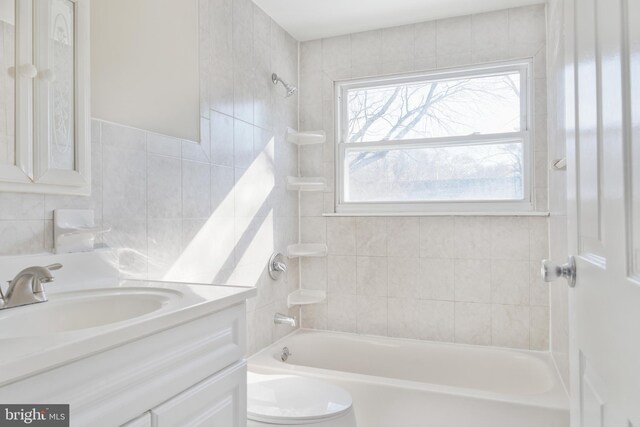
[341,71,527,203]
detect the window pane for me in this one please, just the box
[346,72,521,143]
[344,142,524,202]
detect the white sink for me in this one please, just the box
[0,288,180,338]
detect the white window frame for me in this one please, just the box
[334,60,534,214]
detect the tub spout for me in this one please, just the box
[274,312,297,327]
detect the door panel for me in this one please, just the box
[574,0,604,259]
[626,0,640,280]
[566,0,640,425]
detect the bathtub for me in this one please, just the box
[249,329,569,427]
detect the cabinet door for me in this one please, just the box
[122,413,151,427]
[151,362,247,427]
[0,0,33,184]
[32,0,90,193]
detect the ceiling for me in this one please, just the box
[254,0,544,41]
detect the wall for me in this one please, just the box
[298,5,551,350]
[546,0,570,390]
[0,0,300,356]
[91,0,200,141]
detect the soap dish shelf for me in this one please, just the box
[286,129,326,145]
[287,176,326,192]
[287,289,326,308]
[287,243,328,258]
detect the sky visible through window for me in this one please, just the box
[343,71,526,204]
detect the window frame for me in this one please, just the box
[334,60,535,214]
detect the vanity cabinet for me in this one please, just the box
[0,0,90,195]
[0,301,249,427]
[151,362,246,426]
[121,413,151,427]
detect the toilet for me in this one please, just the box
[247,372,357,427]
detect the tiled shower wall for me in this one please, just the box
[298,5,552,350]
[546,0,570,389]
[0,0,300,356]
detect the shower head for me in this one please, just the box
[272,73,297,97]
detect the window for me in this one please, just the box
[335,61,533,213]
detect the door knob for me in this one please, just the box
[541,256,576,287]
[17,64,38,79]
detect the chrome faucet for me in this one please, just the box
[274,312,297,327]
[0,264,62,310]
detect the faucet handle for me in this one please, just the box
[45,263,63,271]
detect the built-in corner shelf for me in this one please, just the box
[286,129,326,145]
[287,289,326,308]
[286,243,328,258]
[287,176,327,192]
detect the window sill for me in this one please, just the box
[323,211,550,217]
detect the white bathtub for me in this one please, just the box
[249,329,569,427]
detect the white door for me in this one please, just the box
[562,0,640,425]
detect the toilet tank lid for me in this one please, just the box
[247,372,353,423]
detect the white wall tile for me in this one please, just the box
[414,21,436,59]
[233,119,254,170]
[420,258,454,300]
[388,257,420,298]
[148,154,182,219]
[381,24,415,66]
[454,259,491,303]
[436,16,471,59]
[322,35,351,75]
[491,260,530,305]
[388,297,421,339]
[211,164,235,218]
[529,261,549,306]
[328,294,357,333]
[103,146,147,220]
[300,40,322,75]
[301,217,326,244]
[357,295,387,336]
[387,217,420,257]
[508,5,546,56]
[351,29,382,69]
[420,300,455,342]
[492,304,530,349]
[471,10,509,61]
[356,256,388,297]
[420,217,454,258]
[530,306,549,350]
[147,132,182,158]
[327,217,357,255]
[455,302,492,345]
[101,122,146,151]
[210,111,234,167]
[454,217,492,259]
[301,257,328,291]
[491,217,529,260]
[0,193,44,220]
[328,255,357,295]
[182,160,211,218]
[356,217,387,256]
[529,217,549,261]
[148,218,182,280]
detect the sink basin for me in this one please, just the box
[0,288,180,338]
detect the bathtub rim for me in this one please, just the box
[249,328,570,412]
